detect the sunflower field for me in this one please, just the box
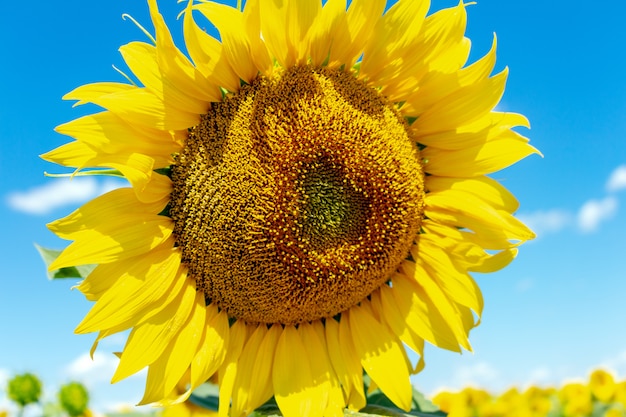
[4,369,626,417]
[432,369,626,417]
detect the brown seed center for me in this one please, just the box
[170,65,425,325]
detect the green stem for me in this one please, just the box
[237,0,242,11]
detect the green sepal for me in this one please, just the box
[154,167,172,177]
[35,244,95,280]
[44,168,124,178]
[405,116,418,125]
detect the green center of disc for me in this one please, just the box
[299,158,369,249]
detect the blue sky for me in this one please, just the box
[1,0,626,414]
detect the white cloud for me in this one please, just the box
[452,362,501,389]
[65,352,120,386]
[517,209,573,238]
[607,165,626,193]
[527,367,552,384]
[577,196,618,233]
[6,177,126,215]
[64,351,148,389]
[598,350,626,377]
[427,361,505,396]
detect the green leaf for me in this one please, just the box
[248,404,446,417]
[188,383,220,411]
[35,244,96,280]
[356,405,446,417]
[248,403,282,417]
[364,377,445,416]
[411,388,445,414]
[41,401,64,417]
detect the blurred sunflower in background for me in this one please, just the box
[43,0,538,416]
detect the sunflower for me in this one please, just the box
[44,0,538,416]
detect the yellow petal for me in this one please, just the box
[89,327,127,358]
[258,0,290,67]
[190,305,229,390]
[76,262,123,302]
[49,217,173,270]
[402,36,497,116]
[147,0,221,103]
[328,0,385,67]
[119,41,210,113]
[231,324,281,417]
[48,188,164,239]
[374,286,425,363]
[325,318,352,404]
[414,112,530,151]
[182,0,240,92]
[425,191,536,243]
[76,245,182,333]
[390,270,461,352]
[336,315,368,410]
[416,234,484,316]
[273,325,325,417]
[41,144,159,194]
[48,187,162,236]
[140,289,206,405]
[132,172,172,204]
[422,132,540,177]
[40,141,97,169]
[421,220,520,273]
[426,176,520,213]
[53,111,180,167]
[469,248,518,273]
[259,0,321,67]
[347,306,412,411]
[402,260,470,351]
[458,35,498,86]
[299,322,345,416]
[112,276,196,382]
[242,0,273,74]
[194,2,259,83]
[414,69,508,134]
[217,320,248,417]
[361,0,429,80]
[103,157,155,193]
[307,0,347,66]
[419,2,469,73]
[376,2,468,100]
[306,321,345,416]
[88,87,200,131]
[63,82,135,106]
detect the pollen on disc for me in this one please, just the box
[170,65,425,325]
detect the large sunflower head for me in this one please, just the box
[43,0,538,416]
